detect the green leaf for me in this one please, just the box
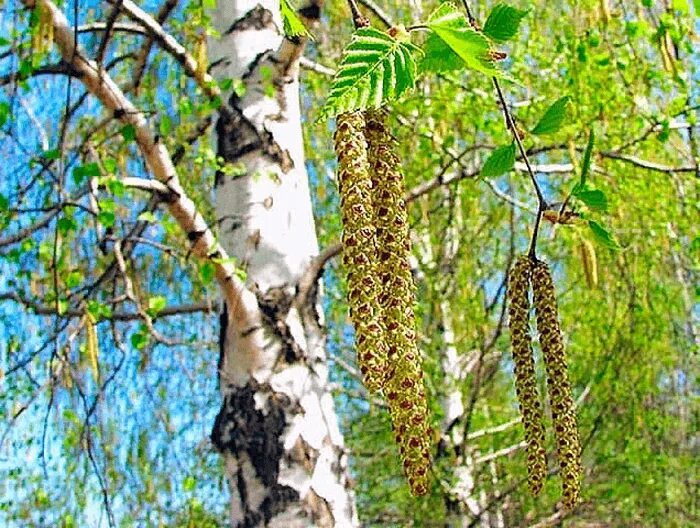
[318,27,421,121]
[65,270,84,289]
[131,329,149,350]
[426,3,505,78]
[106,177,125,197]
[280,0,312,38]
[73,162,100,185]
[147,295,167,317]
[183,475,196,492]
[481,143,516,177]
[580,129,594,187]
[97,211,116,228]
[199,261,215,285]
[574,188,608,211]
[482,3,529,43]
[531,96,572,135]
[137,211,157,223]
[120,124,136,142]
[421,32,465,73]
[588,220,620,249]
[57,217,77,235]
[42,148,61,160]
[87,300,112,320]
[159,114,171,136]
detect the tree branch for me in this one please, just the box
[105,0,227,115]
[24,0,258,332]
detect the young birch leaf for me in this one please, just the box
[318,27,421,121]
[483,3,529,43]
[574,188,608,211]
[531,96,572,135]
[421,33,464,73]
[280,0,311,38]
[426,2,506,78]
[588,220,620,249]
[481,143,516,177]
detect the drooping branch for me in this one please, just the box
[22,0,259,333]
[0,291,215,321]
[105,0,227,115]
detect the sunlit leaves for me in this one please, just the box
[0,101,10,127]
[481,143,516,177]
[199,260,215,285]
[280,0,311,38]
[531,96,571,135]
[131,327,149,350]
[574,188,608,211]
[319,28,421,121]
[588,220,620,249]
[483,3,529,43]
[120,124,136,142]
[425,2,505,78]
[72,162,100,185]
[147,295,168,317]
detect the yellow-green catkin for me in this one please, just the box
[32,2,54,54]
[507,255,547,496]
[365,108,431,496]
[532,259,582,510]
[334,111,389,393]
[384,356,432,496]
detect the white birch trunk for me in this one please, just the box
[207,1,358,526]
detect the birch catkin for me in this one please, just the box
[532,259,582,510]
[334,111,389,393]
[365,108,431,496]
[507,255,547,495]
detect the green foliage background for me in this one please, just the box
[0,0,697,526]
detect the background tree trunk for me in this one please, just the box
[207,1,358,526]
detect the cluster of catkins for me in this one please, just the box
[334,109,431,496]
[507,255,582,510]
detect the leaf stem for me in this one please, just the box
[346,0,370,29]
[459,0,547,258]
[491,78,547,258]
[460,0,475,24]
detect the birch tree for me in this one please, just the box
[1,0,697,527]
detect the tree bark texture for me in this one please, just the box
[208,1,358,526]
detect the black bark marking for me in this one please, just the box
[243,51,272,81]
[211,382,301,526]
[226,5,275,34]
[187,230,205,243]
[218,303,228,375]
[254,285,304,364]
[298,2,321,21]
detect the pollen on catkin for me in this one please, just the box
[364,108,432,496]
[334,111,389,393]
[532,259,582,510]
[507,255,547,496]
[364,108,417,378]
[384,358,432,496]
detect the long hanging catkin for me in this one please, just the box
[334,111,389,393]
[507,255,547,495]
[531,259,582,510]
[365,108,432,496]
